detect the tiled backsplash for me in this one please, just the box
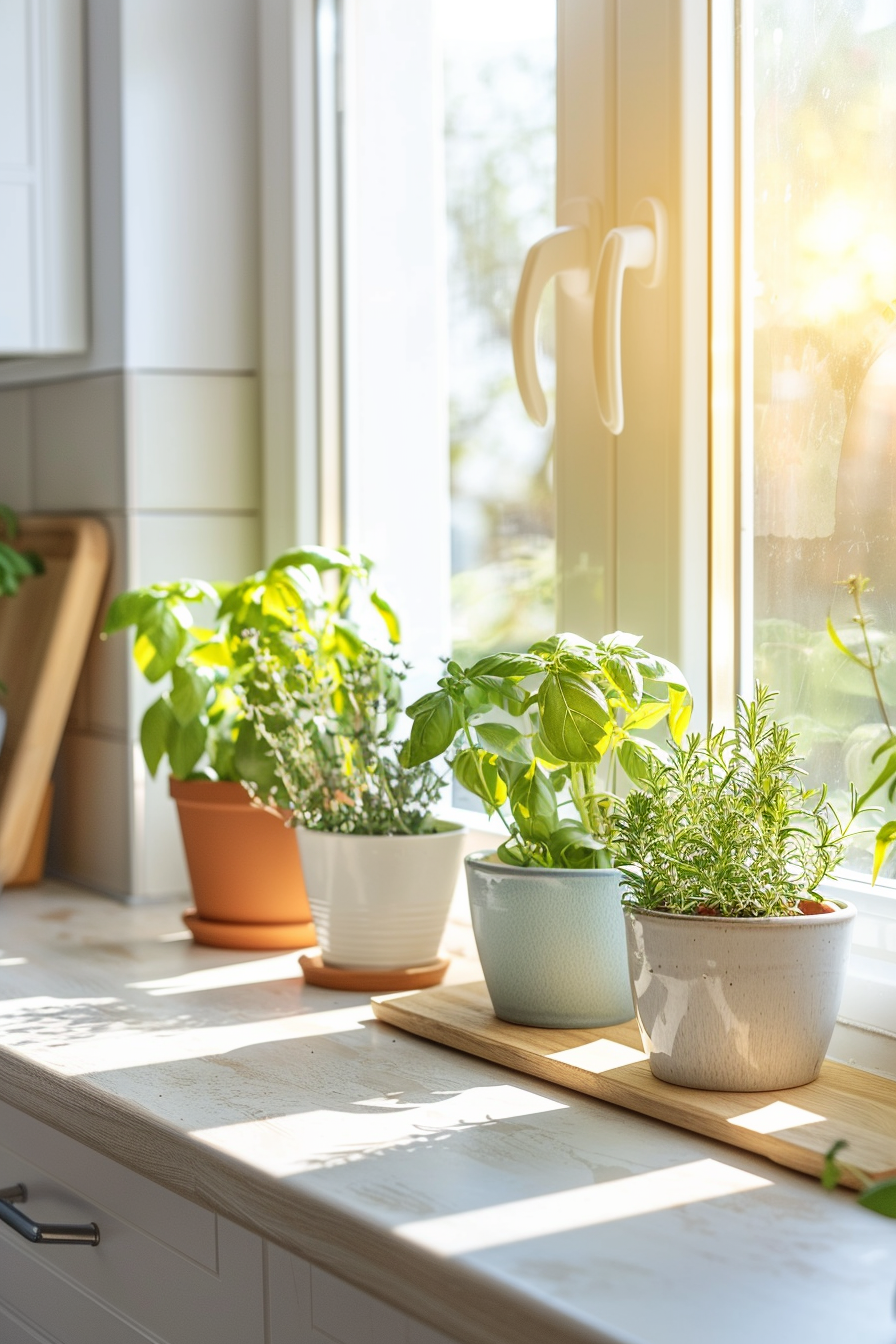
[0,370,261,901]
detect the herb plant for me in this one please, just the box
[102,547,400,799]
[401,632,692,868]
[618,687,855,916]
[237,628,445,835]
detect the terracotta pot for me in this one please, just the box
[170,779,314,945]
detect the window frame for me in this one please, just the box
[259,0,896,1065]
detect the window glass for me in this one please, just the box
[751,1,896,878]
[441,0,557,664]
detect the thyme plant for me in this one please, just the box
[618,687,855,916]
[238,629,444,835]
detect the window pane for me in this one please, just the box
[751,2,896,879]
[441,0,557,664]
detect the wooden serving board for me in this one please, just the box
[372,981,896,1189]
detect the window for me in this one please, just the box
[748,1,896,886]
[272,0,896,1054]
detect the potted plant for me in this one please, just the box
[617,687,858,1091]
[238,625,465,986]
[103,546,400,948]
[401,631,692,1026]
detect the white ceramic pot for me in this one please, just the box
[623,902,856,1090]
[296,825,466,970]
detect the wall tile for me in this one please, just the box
[122,0,258,370]
[32,374,125,510]
[48,731,132,896]
[0,387,31,509]
[128,372,260,510]
[132,510,262,588]
[136,758,190,899]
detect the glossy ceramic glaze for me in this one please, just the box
[623,902,857,1090]
[297,826,466,969]
[465,852,634,1027]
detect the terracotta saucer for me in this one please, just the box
[299,954,450,992]
[183,910,317,950]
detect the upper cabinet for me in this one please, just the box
[0,0,87,355]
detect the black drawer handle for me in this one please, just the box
[0,1184,100,1246]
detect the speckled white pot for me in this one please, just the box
[296,826,466,970]
[623,902,856,1091]
[466,853,634,1028]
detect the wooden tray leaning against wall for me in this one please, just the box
[0,516,109,887]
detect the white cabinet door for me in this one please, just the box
[0,0,87,354]
[266,1243,461,1344]
[0,1101,265,1344]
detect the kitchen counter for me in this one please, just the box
[1,881,895,1344]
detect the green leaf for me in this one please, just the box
[509,763,558,841]
[467,652,545,679]
[272,545,365,576]
[537,673,610,763]
[856,745,896,811]
[618,737,663,785]
[331,618,365,659]
[260,576,302,624]
[133,605,185,682]
[668,684,693,742]
[827,614,868,668]
[369,589,401,643]
[167,714,208,779]
[474,722,532,763]
[234,720,278,793]
[858,1179,896,1218]
[622,697,672,732]
[547,822,608,869]
[169,663,211,725]
[140,697,176,777]
[820,1140,848,1190]
[452,748,508,812]
[872,821,896,884]
[190,640,233,670]
[603,654,643,706]
[401,691,461,765]
[103,589,158,635]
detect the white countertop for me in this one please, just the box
[1,882,895,1344]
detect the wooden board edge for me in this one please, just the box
[372,997,871,1189]
[0,515,110,881]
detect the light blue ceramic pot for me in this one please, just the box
[465,852,634,1028]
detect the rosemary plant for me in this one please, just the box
[618,687,855,916]
[238,628,445,835]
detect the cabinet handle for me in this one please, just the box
[0,1184,100,1246]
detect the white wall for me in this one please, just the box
[0,0,263,900]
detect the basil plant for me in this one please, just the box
[103,547,400,801]
[401,632,692,868]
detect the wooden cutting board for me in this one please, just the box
[372,981,896,1189]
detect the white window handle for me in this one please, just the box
[511,199,601,427]
[593,197,667,435]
